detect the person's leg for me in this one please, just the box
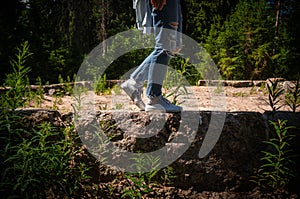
[122,0,182,111]
[146,50,169,97]
[130,50,154,83]
[145,0,183,112]
[121,51,155,111]
[121,49,155,111]
[146,0,181,97]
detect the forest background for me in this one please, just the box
[1,0,299,85]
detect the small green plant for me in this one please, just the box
[99,103,108,110]
[169,56,201,86]
[121,154,161,199]
[52,94,63,110]
[115,103,124,110]
[164,84,188,106]
[58,74,76,96]
[72,82,89,113]
[249,85,257,95]
[94,74,109,95]
[112,84,122,95]
[266,79,284,115]
[32,76,44,107]
[285,76,300,113]
[232,91,247,97]
[2,41,33,110]
[260,82,266,92]
[161,166,176,186]
[1,41,46,110]
[164,64,189,106]
[252,119,296,191]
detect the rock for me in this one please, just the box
[48,88,56,96]
[225,80,253,87]
[198,80,265,87]
[12,108,68,129]
[8,109,300,194]
[80,111,268,192]
[170,112,268,192]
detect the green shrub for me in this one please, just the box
[1,41,33,110]
[93,74,109,95]
[121,154,161,199]
[0,42,91,198]
[285,76,300,113]
[252,119,296,191]
[266,79,284,116]
[0,120,91,198]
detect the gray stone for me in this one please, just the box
[10,109,300,192]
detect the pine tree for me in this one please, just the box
[209,0,277,80]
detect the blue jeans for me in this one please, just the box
[130,0,182,97]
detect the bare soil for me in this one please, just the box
[28,86,297,114]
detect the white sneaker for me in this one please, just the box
[121,79,145,110]
[145,95,182,113]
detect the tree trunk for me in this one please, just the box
[101,0,108,55]
[275,0,281,37]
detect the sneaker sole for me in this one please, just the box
[145,106,182,113]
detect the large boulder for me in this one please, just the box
[10,109,300,192]
[89,111,268,192]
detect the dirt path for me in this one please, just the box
[30,86,296,114]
